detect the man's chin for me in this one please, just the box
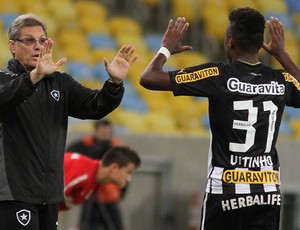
[29,60,37,68]
[25,63,36,71]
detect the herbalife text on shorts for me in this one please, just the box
[221,194,281,211]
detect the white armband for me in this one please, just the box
[158,47,171,59]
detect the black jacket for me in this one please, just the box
[0,59,124,204]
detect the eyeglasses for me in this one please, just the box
[14,37,48,46]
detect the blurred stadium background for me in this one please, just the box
[1,0,300,229]
[2,0,300,136]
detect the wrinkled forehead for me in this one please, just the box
[19,26,46,38]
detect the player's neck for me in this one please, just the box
[234,52,259,65]
[235,58,260,64]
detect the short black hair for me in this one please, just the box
[94,119,112,130]
[102,146,141,168]
[228,7,265,53]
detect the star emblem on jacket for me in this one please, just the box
[51,90,60,101]
[16,209,31,226]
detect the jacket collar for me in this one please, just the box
[7,59,27,75]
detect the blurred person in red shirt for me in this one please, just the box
[60,146,141,212]
[67,119,128,230]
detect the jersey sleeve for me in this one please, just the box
[62,168,87,210]
[282,71,300,108]
[61,153,96,209]
[169,62,224,98]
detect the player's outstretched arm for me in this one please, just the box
[140,17,192,91]
[263,17,300,81]
[104,44,137,84]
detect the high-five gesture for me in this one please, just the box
[140,17,192,90]
[30,38,67,84]
[104,44,137,84]
[263,17,285,58]
[263,16,300,80]
[161,17,192,55]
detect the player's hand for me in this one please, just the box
[104,44,137,84]
[263,17,285,58]
[161,17,192,55]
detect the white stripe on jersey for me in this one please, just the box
[235,168,250,194]
[200,193,209,230]
[207,130,213,175]
[206,167,224,194]
[206,131,225,194]
[262,166,279,192]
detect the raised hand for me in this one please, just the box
[263,16,300,81]
[161,17,192,55]
[263,17,285,57]
[104,44,137,84]
[30,38,67,84]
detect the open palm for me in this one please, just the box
[104,44,137,83]
[35,38,66,77]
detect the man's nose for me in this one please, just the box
[34,43,42,50]
[36,41,44,47]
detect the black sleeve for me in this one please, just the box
[0,71,34,111]
[283,71,300,108]
[169,62,223,99]
[65,75,125,119]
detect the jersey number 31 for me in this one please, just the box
[229,100,277,153]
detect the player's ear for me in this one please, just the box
[109,163,119,172]
[9,40,16,54]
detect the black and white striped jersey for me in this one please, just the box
[169,61,300,194]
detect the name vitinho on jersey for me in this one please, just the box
[175,67,219,84]
[230,155,273,168]
[227,78,285,95]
